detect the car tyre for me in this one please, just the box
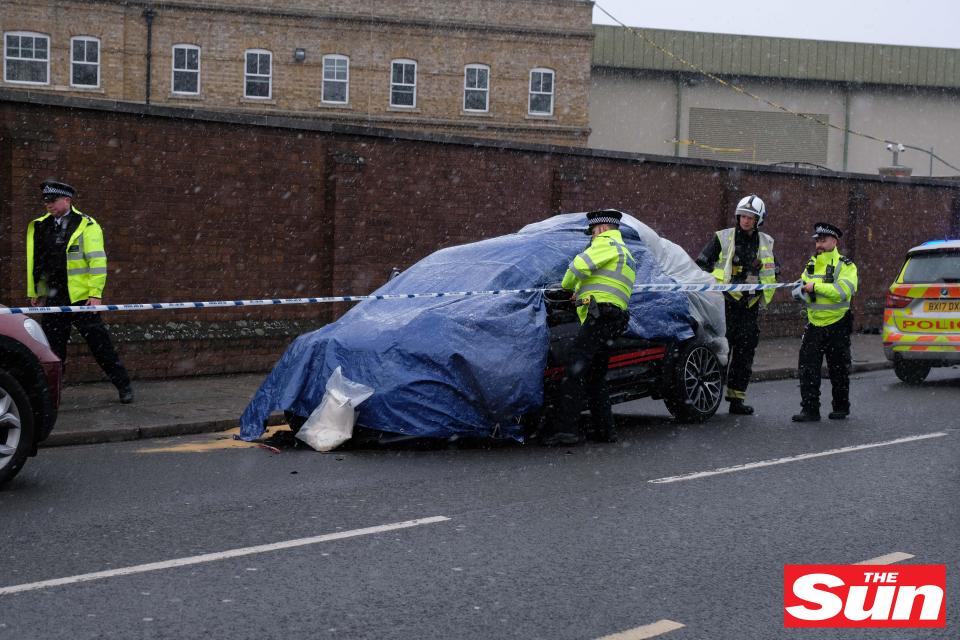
[893,360,931,385]
[0,370,35,486]
[663,341,724,423]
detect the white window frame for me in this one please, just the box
[4,31,50,85]
[244,48,272,99]
[70,35,100,88]
[171,44,200,95]
[528,67,554,116]
[390,58,417,108]
[321,54,349,104]
[463,63,489,113]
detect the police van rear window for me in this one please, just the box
[901,249,960,284]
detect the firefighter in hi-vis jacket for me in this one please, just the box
[696,195,779,415]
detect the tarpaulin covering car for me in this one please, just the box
[239,212,726,442]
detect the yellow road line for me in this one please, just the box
[136,425,290,453]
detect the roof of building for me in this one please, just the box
[593,25,960,89]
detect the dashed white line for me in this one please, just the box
[596,619,685,639]
[856,552,915,565]
[0,516,450,596]
[649,432,949,484]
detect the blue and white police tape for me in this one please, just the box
[1,281,803,315]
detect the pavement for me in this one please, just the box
[43,333,891,447]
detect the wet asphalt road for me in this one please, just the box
[2,368,958,640]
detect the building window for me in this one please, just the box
[172,44,200,95]
[528,68,554,116]
[245,49,271,99]
[390,59,416,108]
[71,36,100,88]
[4,32,49,85]
[322,54,349,104]
[463,64,489,112]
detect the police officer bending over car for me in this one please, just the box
[541,210,637,446]
[791,223,859,422]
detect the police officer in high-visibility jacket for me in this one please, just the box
[541,209,637,446]
[791,222,858,422]
[696,195,779,415]
[26,180,134,403]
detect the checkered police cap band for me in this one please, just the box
[587,216,621,226]
[812,224,841,238]
[41,183,76,199]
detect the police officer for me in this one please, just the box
[696,195,779,415]
[541,210,637,446]
[27,180,134,403]
[791,222,858,422]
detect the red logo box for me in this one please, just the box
[784,564,946,628]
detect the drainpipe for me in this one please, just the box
[841,85,850,171]
[674,74,682,157]
[143,6,156,105]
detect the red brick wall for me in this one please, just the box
[2,95,958,382]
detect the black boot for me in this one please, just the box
[540,431,581,447]
[828,410,849,420]
[118,386,135,404]
[791,411,820,422]
[587,422,618,443]
[728,400,754,415]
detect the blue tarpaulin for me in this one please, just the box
[239,213,695,441]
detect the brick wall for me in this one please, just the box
[1,93,958,382]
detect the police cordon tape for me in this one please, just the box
[1,281,803,315]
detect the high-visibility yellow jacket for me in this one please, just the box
[561,229,637,323]
[26,207,109,303]
[709,227,778,307]
[800,247,858,327]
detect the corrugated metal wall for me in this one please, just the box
[594,25,960,89]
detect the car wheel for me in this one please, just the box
[0,370,35,486]
[664,342,724,423]
[893,360,931,385]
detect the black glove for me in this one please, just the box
[588,297,600,320]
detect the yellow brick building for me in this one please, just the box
[1,0,593,145]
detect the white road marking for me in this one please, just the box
[0,516,450,596]
[596,619,685,639]
[649,432,949,484]
[855,552,915,565]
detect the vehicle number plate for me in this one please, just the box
[924,300,960,312]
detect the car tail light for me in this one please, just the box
[885,293,912,309]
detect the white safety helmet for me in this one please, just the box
[735,195,766,225]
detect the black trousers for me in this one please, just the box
[41,295,131,390]
[797,314,852,414]
[725,296,760,400]
[552,304,629,436]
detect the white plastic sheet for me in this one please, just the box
[295,366,374,452]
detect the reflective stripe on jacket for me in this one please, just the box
[800,247,858,327]
[709,227,778,307]
[26,207,108,302]
[561,229,637,323]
